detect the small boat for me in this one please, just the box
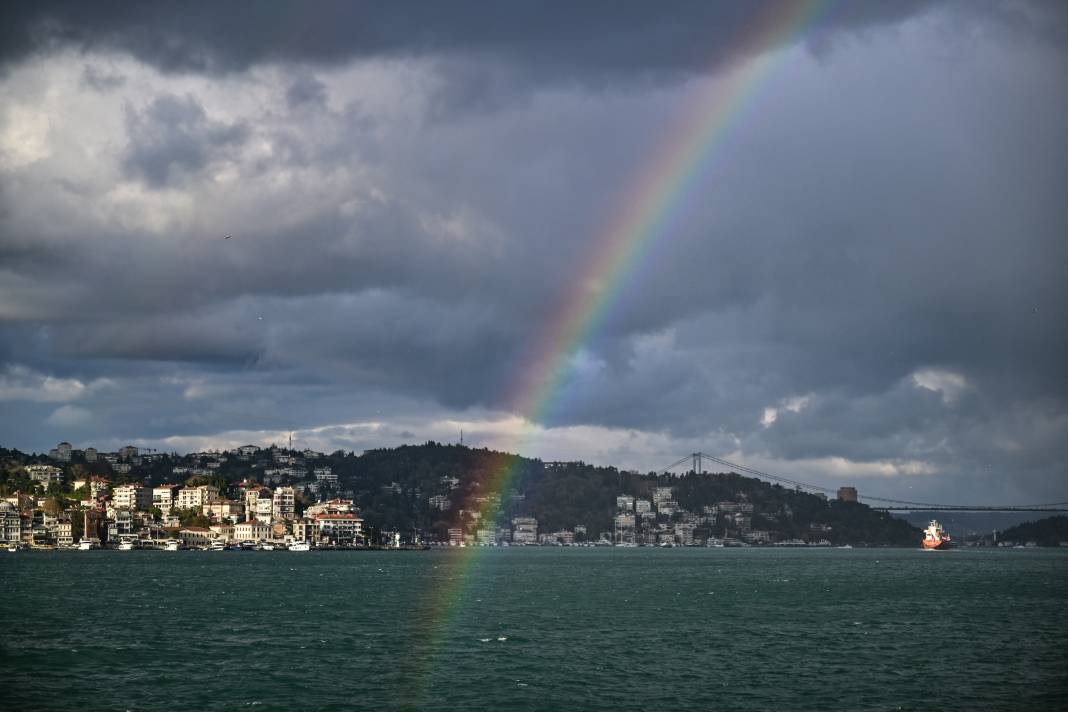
[6,542,22,552]
[117,541,135,551]
[164,540,180,551]
[260,542,275,551]
[288,542,311,551]
[208,540,226,551]
[77,540,98,551]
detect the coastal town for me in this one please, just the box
[10,439,1051,551]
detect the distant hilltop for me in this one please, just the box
[0,441,919,547]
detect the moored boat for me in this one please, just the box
[922,520,952,550]
[288,541,311,551]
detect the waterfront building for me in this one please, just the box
[315,513,363,545]
[107,509,135,540]
[551,530,575,545]
[178,527,215,547]
[0,501,21,544]
[210,524,234,542]
[742,530,771,544]
[244,486,273,521]
[675,523,696,546]
[234,520,271,542]
[292,517,315,543]
[273,486,296,520]
[447,528,464,546]
[305,499,356,518]
[511,517,538,545]
[56,519,73,547]
[113,483,151,511]
[476,528,496,545]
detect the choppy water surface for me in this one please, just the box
[3,548,1066,711]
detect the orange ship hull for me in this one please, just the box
[922,538,951,550]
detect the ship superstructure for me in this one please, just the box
[922,520,952,550]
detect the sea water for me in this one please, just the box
[3,548,1065,711]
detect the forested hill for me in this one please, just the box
[995,516,1068,547]
[321,442,918,545]
[0,441,920,545]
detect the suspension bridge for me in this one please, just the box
[657,452,1068,513]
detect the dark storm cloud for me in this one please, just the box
[122,93,248,187]
[1,1,1066,503]
[285,74,328,109]
[1,0,940,80]
[81,63,125,91]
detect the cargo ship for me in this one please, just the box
[922,520,952,550]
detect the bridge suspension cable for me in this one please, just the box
[659,452,1068,511]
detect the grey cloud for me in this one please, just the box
[81,63,125,91]
[286,74,328,109]
[1,4,1066,505]
[1,0,943,82]
[122,93,248,187]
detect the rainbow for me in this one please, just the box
[404,0,828,700]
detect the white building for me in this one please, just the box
[26,464,63,485]
[0,502,21,544]
[233,520,271,542]
[304,499,356,518]
[245,487,274,521]
[153,485,179,513]
[616,495,635,511]
[203,500,245,523]
[429,495,451,511]
[313,467,337,484]
[511,517,538,545]
[176,485,219,511]
[112,484,151,511]
[315,513,363,545]
[272,486,296,520]
[653,487,673,507]
[658,500,679,516]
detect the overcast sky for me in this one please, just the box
[1,1,1065,504]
